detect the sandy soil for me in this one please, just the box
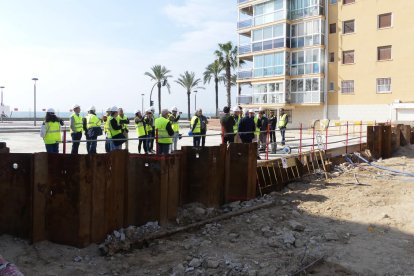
[1,146,414,275]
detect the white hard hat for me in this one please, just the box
[171,107,178,112]
[89,106,96,111]
[150,106,155,111]
[110,106,118,112]
[106,107,111,112]
[136,110,141,114]
[232,106,240,112]
[248,109,255,113]
[146,108,153,113]
[258,107,264,112]
[47,108,55,113]
[73,104,80,109]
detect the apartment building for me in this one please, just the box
[237,0,414,126]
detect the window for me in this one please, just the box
[329,82,335,91]
[377,46,392,61]
[329,52,335,62]
[377,78,391,93]
[341,80,354,94]
[343,0,355,4]
[290,49,324,76]
[343,20,355,34]
[330,0,337,4]
[342,50,355,64]
[252,23,286,52]
[290,19,325,48]
[329,23,336,34]
[378,13,392,28]
[290,0,324,20]
[253,52,285,78]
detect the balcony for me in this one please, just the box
[253,92,287,105]
[290,92,324,104]
[238,70,253,80]
[239,44,252,55]
[237,95,253,105]
[238,18,253,30]
[238,0,252,4]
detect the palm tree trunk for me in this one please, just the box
[226,61,231,108]
[157,83,162,115]
[215,77,219,117]
[187,91,191,121]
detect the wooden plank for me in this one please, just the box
[90,154,108,243]
[180,146,225,207]
[0,154,33,239]
[32,153,48,243]
[382,125,392,159]
[391,127,401,153]
[225,143,257,202]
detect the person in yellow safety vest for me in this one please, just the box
[148,106,156,153]
[232,106,241,143]
[40,108,64,153]
[117,108,130,151]
[134,110,149,154]
[169,106,182,152]
[253,109,262,142]
[108,106,125,151]
[69,104,83,154]
[278,108,289,146]
[102,108,111,153]
[85,106,101,154]
[155,109,174,154]
[190,109,202,147]
[143,108,154,153]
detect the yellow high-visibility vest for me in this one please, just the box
[191,116,201,134]
[43,122,61,145]
[107,116,122,138]
[155,117,172,144]
[279,114,288,128]
[86,114,101,129]
[70,113,83,133]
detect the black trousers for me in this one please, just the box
[71,132,82,154]
[193,136,201,147]
[138,136,149,154]
[224,134,235,144]
[201,130,206,147]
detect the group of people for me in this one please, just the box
[40,105,210,155]
[40,104,288,155]
[220,106,289,155]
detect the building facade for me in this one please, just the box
[237,0,414,126]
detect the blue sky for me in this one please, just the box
[0,0,237,114]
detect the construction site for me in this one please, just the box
[1,120,414,275]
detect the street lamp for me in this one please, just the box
[0,86,4,106]
[194,90,198,111]
[149,78,169,110]
[141,93,145,113]
[0,86,4,123]
[32,78,38,126]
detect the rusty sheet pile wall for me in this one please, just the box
[0,144,257,248]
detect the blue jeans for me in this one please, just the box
[193,136,201,147]
[280,127,286,145]
[86,134,97,154]
[45,143,59,153]
[157,143,170,155]
[71,132,82,154]
[110,140,122,151]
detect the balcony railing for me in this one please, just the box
[290,91,324,104]
[238,70,253,79]
[238,0,252,4]
[237,19,253,29]
[253,92,287,105]
[239,44,252,55]
[237,95,253,105]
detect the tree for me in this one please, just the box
[175,71,203,120]
[144,65,172,115]
[215,42,238,108]
[221,73,242,95]
[203,60,223,117]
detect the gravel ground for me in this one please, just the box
[1,146,414,275]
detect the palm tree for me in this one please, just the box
[203,60,223,117]
[175,71,203,120]
[144,65,172,115]
[215,42,238,108]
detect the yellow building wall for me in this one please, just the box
[327,0,414,106]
